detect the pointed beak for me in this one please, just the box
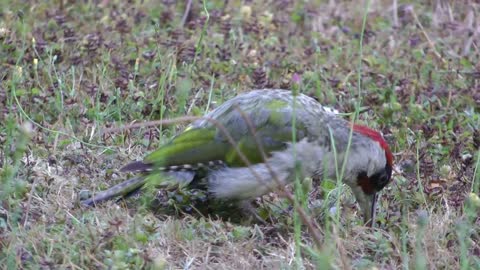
[360,192,377,227]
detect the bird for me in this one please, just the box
[81,89,393,226]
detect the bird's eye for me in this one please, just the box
[370,166,391,191]
[377,174,389,187]
[357,164,393,194]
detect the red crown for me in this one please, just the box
[352,124,393,167]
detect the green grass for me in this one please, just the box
[1,0,480,269]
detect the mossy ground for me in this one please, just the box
[1,0,479,269]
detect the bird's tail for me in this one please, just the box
[81,176,146,206]
[81,170,197,206]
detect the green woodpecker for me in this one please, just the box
[82,89,393,226]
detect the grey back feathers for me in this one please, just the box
[191,89,336,137]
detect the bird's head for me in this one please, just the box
[346,125,393,227]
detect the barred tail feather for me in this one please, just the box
[81,177,146,206]
[81,171,197,206]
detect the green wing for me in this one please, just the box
[144,128,230,166]
[144,98,309,168]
